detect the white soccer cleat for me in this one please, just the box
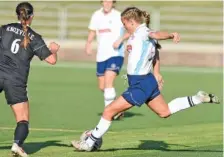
[11,143,28,157]
[71,140,93,152]
[196,91,220,104]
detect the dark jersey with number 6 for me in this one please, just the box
[0,23,51,85]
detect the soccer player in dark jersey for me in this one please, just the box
[0,2,60,157]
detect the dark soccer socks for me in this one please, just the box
[14,120,29,146]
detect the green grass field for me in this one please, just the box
[0,62,222,157]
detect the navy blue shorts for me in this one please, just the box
[96,56,124,76]
[122,73,160,107]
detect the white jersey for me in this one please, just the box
[126,24,157,75]
[88,8,125,62]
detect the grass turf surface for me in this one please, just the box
[0,63,222,157]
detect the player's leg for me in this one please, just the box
[104,70,117,106]
[72,96,133,151]
[97,76,105,92]
[147,91,220,118]
[88,96,132,144]
[72,74,147,151]
[104,70,124,119]
[96,60,109,108]
[4,81,29,157]
[11,102,30,145]
[146,94,170,118]
[104,56,124,119]
[10,102,29,157]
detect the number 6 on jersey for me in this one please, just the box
[11,39,21,54]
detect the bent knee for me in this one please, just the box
[157,110,171,118]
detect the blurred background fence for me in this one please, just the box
[0,1,223,67]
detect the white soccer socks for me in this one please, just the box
[168,95,202,114]
[86,117,111,147]
[104,88,116,107]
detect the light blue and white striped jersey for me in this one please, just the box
[126,23,157,75]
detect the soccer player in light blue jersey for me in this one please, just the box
[73,7,220,151]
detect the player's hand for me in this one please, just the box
[154,73,164,91]
[171,32,180,43]
[85,45,93,56]
[113,38,122,49]
[49,42,60,53]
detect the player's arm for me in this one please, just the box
[0,26,2,42]
[153,45,164,91]
[85,12,98,56]
[149,31,180,43]
[45,42,60,65]
[153,49,160,74]
[113,32,130,49]
[85,30,96,56]
[32,35,60,65]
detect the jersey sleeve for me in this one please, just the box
[32,35,52,60]
[88,12,98,31]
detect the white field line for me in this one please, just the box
[0,126,117,134]
[0,127,80,133]
[31,62,223,74]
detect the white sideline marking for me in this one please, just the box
[0,127,81,133]
[31,62,223,74]
[0,127,117,134]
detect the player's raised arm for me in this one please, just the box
[149,31,180,43]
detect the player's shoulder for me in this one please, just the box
[92,8,103,17]
[29,28,41,38]
[135,25,150,40]
[136,25,148,35]
[1,22,18,29]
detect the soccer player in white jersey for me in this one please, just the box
[73,7,220,151]
[85,0,129,119]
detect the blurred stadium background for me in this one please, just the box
[0,1,222,157]
[0,1,222,67]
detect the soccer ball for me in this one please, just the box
[80,130,103,151]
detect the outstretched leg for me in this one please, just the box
[147,91,220,118]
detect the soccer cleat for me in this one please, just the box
[11,143,28,157]
[196,91,220,104]
[71,140,93,152]
[113,112,125,120]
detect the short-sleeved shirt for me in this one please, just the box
[89,8,125,62]
[0,23,51,84]
[126,24,157,75]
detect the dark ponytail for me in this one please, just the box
[16,2,34,48]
